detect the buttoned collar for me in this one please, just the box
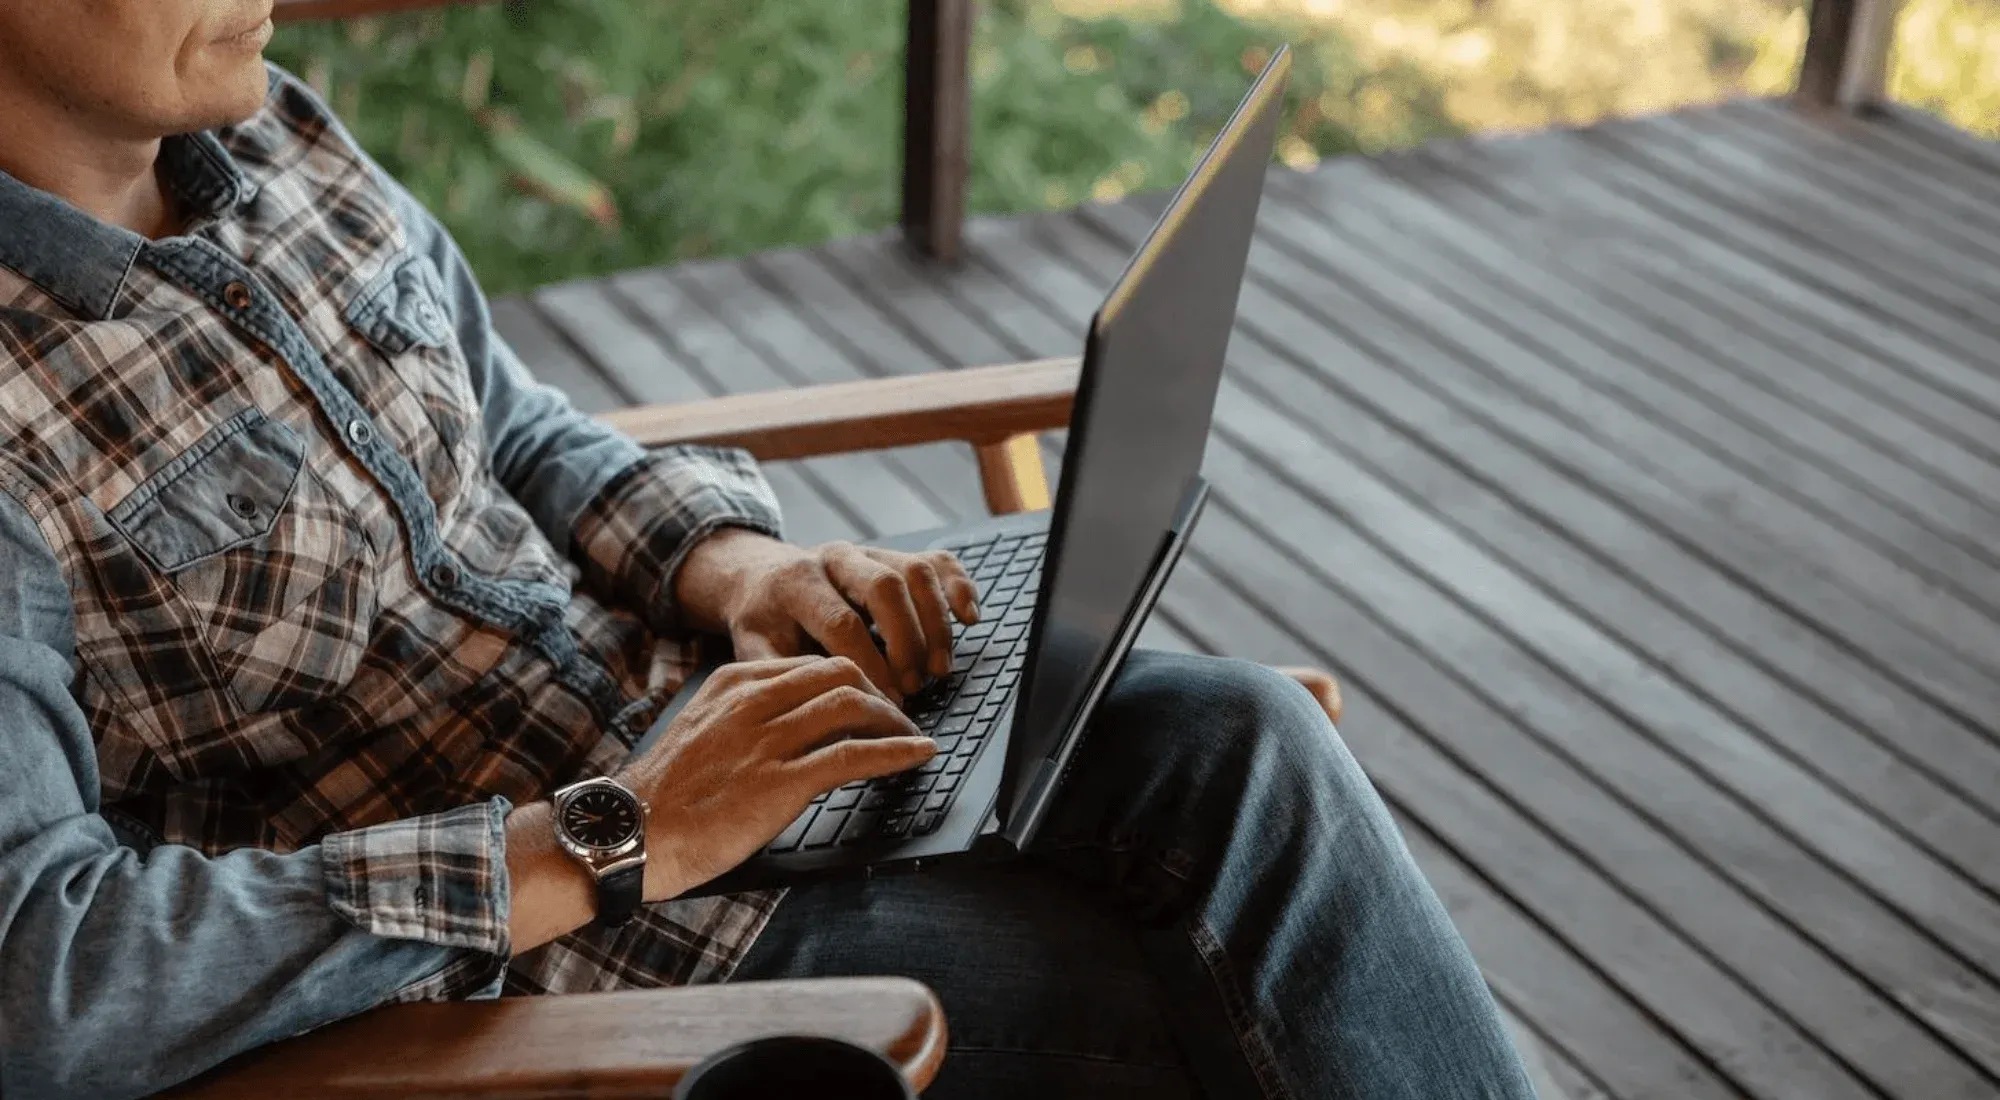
[0,129,257,320]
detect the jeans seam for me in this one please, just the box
[1188,916,1295,1100]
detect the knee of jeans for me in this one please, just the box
[1101,651,1341,773]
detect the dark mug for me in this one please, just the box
[673,1035,918,1099]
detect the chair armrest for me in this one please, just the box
[596,358,1080,461]
[163,977,946,1099]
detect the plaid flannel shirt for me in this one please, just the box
[0,67,781,1100]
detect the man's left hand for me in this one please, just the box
[674,529,981,701]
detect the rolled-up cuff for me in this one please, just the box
[572,446,784,634]
[321,797,513,1000]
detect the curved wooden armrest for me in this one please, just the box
[596,358,1080,461]
[164,977,945,1099]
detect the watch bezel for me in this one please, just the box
[551,777,648,864]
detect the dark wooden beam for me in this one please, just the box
[1796,0,1898,110]
[902,0,974,265]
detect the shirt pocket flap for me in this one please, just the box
[107,409,306,574]
[345,253,453,355]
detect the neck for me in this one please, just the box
[0,89,177,239]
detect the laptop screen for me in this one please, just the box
[1005,50,1290,822]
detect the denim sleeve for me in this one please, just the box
[372,167,783,624]
[0,488,512,1100]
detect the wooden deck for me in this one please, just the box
[495,98,2000,1100]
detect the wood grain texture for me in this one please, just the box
[972,433,1053,513]
[167,978,945,1098]
[595,358,1078,459]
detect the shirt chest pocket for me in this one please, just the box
[107,408,378,718]
[343,253,483,506]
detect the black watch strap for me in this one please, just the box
[596,863,645,929]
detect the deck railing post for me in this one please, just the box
[901,0,973,265]
[1797,0,1900,111]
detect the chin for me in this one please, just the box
[180,58,272,131]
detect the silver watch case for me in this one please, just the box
[551,776,650,878]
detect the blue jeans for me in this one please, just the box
[733,651,1537,1099]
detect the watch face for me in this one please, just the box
[561,785,641,849]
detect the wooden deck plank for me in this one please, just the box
[1246,169,2000,806]
[1280,150,2000,674]
[1009,202,2000,1091]
[1256,165,2000,627]
[1700,102,2000,255]
[1726,102,2000,235]
[1628,113,2000,311]
[492,101,2000,1100]
[1283,154,2000,731]
[1549,119,2000,377]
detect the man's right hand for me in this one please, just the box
[617,656,935,900]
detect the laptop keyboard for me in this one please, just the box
[764,530,1046,854]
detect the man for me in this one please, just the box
[0,3,1536,1098]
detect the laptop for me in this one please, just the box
[671,46,1290,897]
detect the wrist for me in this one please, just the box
[502,801,597,953]
[672,526,783,634]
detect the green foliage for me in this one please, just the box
[268,0,1448,293]
[269,0,1999,294]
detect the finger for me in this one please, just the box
[784,582,902,702]
[703,654,820,694]
[866,550,954,679]
[822,547,928,695]
[764,681,921,758]
[796,735,939,790]
[753,654,895,718]
[926,550,982,624]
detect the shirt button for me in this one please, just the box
[226,493,259,520]
[429,561,461,590]
[223,281,252,310]
[345,419,374,447]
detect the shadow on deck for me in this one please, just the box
[497,98,2000,1100]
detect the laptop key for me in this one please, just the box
[913,810,943,835]
[945,756,971,775]
[931,734,962,755]
[935,774,961,794]
[924,793,952,812]
[880,813,914,839]
[825,785,862,810]
[859,787,893,812]
[938,715,974,737]
[767,807,817,853]
[837,810,883,845]
[802,808,847,849]
[961,674,997,697]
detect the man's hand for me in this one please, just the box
[617,656,934,899]
[675,529,981,700]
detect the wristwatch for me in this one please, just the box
[550,776,649,929]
